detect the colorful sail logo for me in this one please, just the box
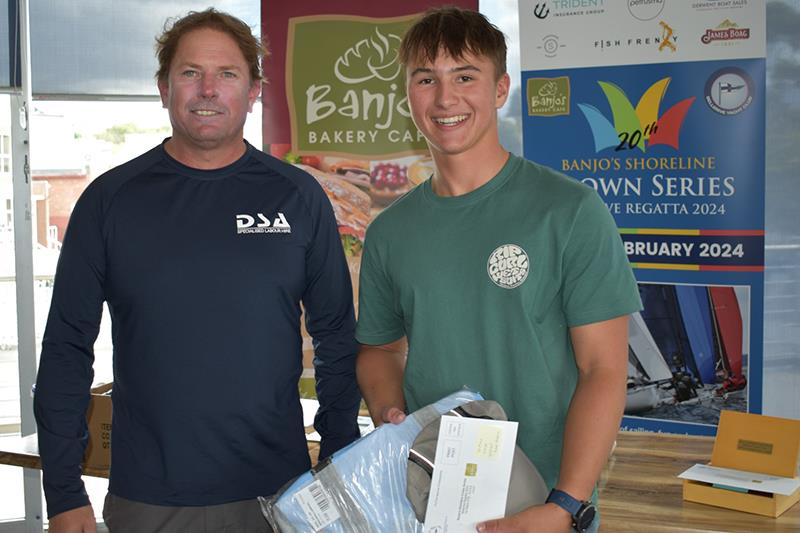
[578,78,695,153]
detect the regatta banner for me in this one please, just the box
[519,1,766,435]
[261,0,477,393]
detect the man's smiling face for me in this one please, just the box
[405,50,509,160]
[158,27,260,158]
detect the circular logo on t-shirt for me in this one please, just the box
[487,244,530,289]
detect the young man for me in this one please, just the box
[355,7,641,533]
[34,9,360,533]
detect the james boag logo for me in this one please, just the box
[488,245,530,289]
[701,19,751,44]
[577,78,695,153]
[236,213,291,234]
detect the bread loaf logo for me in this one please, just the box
[286,15,427,158]
[487,245,530,289]
[527,77,570,117]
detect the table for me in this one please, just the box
[0,433,109,478]
[3,431,799,532]
[598,431,800,532]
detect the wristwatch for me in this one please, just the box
[546,488,596,533]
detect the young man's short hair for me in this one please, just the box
[399,6,507,79]
[155,8,267,84]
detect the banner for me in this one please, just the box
[261,0,477,393]
[519,0,766,435]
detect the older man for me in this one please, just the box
[34,9,360,533]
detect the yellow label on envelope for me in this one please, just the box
[475,425,502,458]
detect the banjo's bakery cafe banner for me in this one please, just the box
[261,0,476,395]
[519,0,766,435]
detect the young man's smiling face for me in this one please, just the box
[158,27,260,164]
[406,49,509,161]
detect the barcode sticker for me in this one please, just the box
[294,480,341,531]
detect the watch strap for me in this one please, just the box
[546,489,594,532]
[546,488,582,516]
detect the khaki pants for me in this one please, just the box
[102,493,273,533]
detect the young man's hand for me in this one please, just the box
[48,505,96,533]
[476,503,572,533]
[380,406,406,424]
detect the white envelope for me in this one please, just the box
[423,416,519,532]
[679,463,800,496]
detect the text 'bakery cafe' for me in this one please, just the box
[305,128,427,145]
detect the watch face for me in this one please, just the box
[576,504,596,530]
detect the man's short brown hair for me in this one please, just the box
[155,8,267,84]
[399,6,507,79]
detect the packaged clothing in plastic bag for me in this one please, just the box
[260,389,483,532]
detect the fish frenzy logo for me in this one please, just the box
[577,78,695,153]
[488,245,529,289]
[236,213,291,234]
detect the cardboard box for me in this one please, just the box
[681,410,800,517]
[84,382,112,471]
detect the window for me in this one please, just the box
[0,135,10,173]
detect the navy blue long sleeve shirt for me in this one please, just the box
[34,142,361,517]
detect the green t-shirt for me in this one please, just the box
[356,154,641,489]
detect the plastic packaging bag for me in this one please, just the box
[260,389,483,532]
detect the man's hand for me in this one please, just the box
[48,505,96,533]
[380,406,406,424]
[356,338,408,426]
[476,503,572,533]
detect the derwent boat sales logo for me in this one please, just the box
[286,15,427,159]
[692,0,748,11]
[527,77,570,117]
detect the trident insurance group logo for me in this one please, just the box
[578,78,695,153]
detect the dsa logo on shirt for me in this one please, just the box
[236,212,292,234]
[487,244,530,289]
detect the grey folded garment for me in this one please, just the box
[406,400,549,522]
